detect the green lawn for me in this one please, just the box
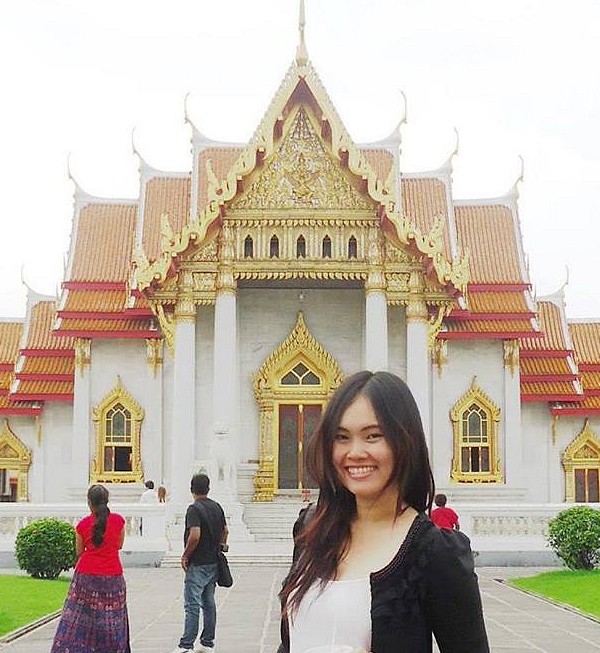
[0,575,70,637]
[510,570,600,619]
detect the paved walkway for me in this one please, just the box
[1,566,600,652]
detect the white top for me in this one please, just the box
[288,576,371,653]
[139,488,158,503]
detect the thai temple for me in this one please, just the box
[1,2,600,527]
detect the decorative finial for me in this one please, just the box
[184,92,192,125]
[131,127,139,156]
[295,0,308,66]
[452,127,460,158]
[400,90,408,126]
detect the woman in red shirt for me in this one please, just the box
[51,484,131,652]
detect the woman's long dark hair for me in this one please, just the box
[280,370,435,617]
[88,484,110,547]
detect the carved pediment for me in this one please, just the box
[230,107,374,212]
[0,420,31,466]
[563,420,600,463]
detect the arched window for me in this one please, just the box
[296,235,306,258]
[450,378,502,483]
[281,362,321,386]
[244,235,253,258]
[563,420,600,502]
[92,377,144,483]
[0,420,31,502]
[270,235,279,258]
[348,235,357,259]
[322,235,332,258]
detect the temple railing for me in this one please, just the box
[0,503,171,552]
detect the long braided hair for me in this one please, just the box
[87,484,110,547]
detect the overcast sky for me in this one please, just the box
[1,0,599,319]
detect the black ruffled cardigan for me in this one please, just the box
[280,513,489,653]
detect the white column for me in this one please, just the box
[70,339,91,498]
[211,288,238,501]
[406,273,431,449]
[365,290,388,371]
[170,299,196,507]
[503,340,523,486]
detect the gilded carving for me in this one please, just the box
[91,377,144,484]
[146,339,163,376]
[431,339,448,375]
[562,419,600,502]
[503,340,520,377]
[450,378,503,483]
[154,303,175,355]
[0,419,32,502]
[74,338,91,376]
[230,107,374,211]
[252,312,343,501]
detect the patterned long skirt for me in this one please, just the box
[50,571,131,652]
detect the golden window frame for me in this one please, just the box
[91,377,144,484]
[562,419,600,502]
[450,377,503,483]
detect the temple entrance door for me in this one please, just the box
[278,403,321,490]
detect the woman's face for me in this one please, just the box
[332,393,397,502]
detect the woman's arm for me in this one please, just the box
[426,530,489,652]
[75,532,84,557]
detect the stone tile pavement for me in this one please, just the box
[1,565,600,652]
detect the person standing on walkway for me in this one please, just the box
[172,473,229,653]
[140,479,159,502]
[279,371,489,653]
[430,493,460,530]
[51,484,130,653]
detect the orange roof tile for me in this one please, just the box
[454,204,524,283]
[70,204,137,283]
[520,302,568,352]
[57,318,156,333]
[0,372,13,388]
[520,358,573,376]
[569,323,600,365]
[19,358,74,376]
[26,302,76,351]
[581,371,600,390]
[0,322,23,364]
[443,319,536,335]
[362,149,394,182]
[521,381,582,396]
[198,148,242,211]
[466,291,531,314]
[0,394,41,413]
[13,379,73,395]
[61,290,128,313]
[142,177,191,262]
[401,178,451,259]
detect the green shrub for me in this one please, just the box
[548,506,600,570]
[15,518,77,579]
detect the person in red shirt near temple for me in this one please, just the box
[51,484,130,652]
[430,493,460,530]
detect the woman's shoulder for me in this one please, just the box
[109,512,125,527]
[412,515,476,576]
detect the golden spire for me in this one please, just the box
[295,0,308,66]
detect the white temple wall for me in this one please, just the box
[91,340,160,483]
[521,403,556,502]
[34,403,72,502]
[195,305,215,463]
[161,343,174,489]
[387,305,407,379]
[430,340,505,490]
[237,287,364,462]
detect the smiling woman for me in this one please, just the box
[278,370,489,653]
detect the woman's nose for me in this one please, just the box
[347,437,366,458]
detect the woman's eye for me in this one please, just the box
[366,433,383,441]
[334,433,348,441]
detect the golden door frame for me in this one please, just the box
[562,419,600,502]
[0,419,32,502]
[252,312,343,501]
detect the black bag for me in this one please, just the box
[194,500,233,588]
[216,549,233,588]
